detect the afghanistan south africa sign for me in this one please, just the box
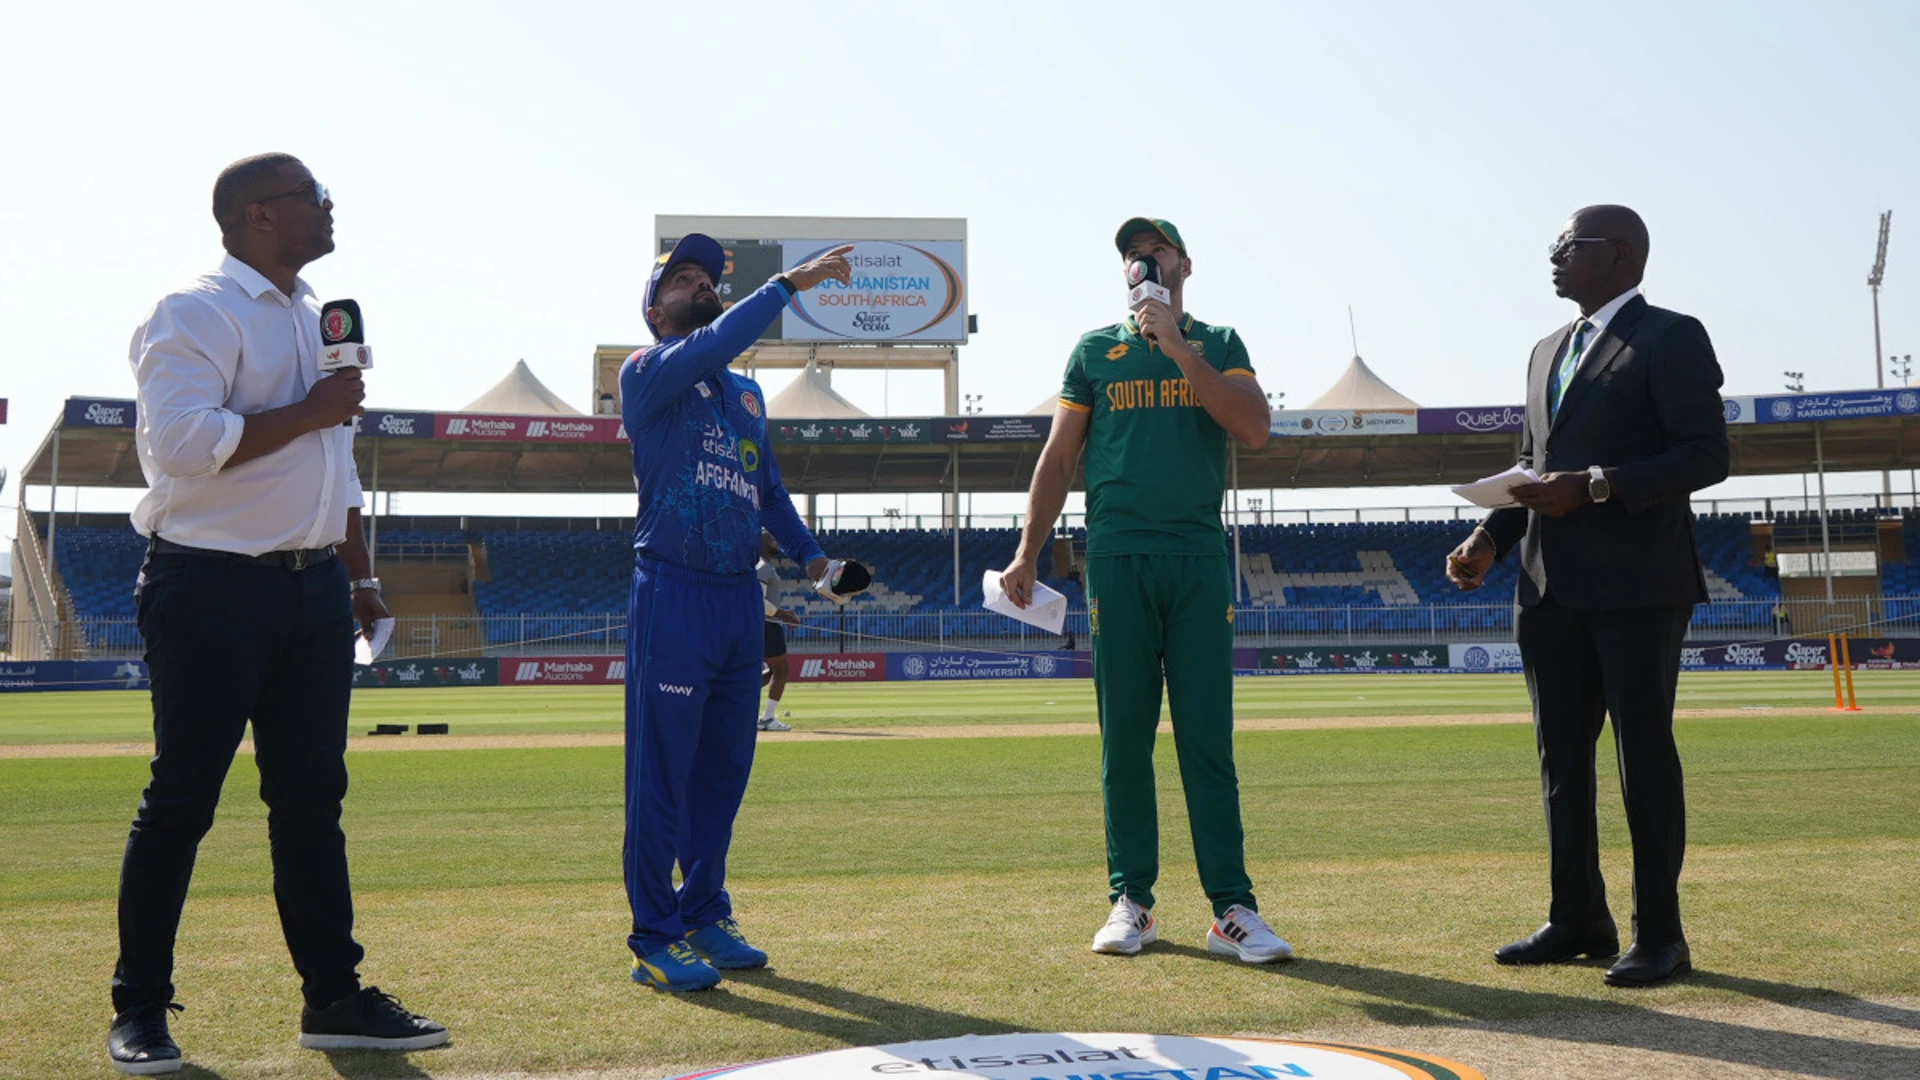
[656,215,969,344]
[666,1033,1481,1080]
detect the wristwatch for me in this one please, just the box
[349,577,383,594]
[1588,465,1612,504]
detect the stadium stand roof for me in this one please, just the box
[1306,355,1420,409]
[767,362,870,419]
[460,359,583,415]
[21,388,1920,496]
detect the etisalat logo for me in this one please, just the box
[685,1034,1485,1080]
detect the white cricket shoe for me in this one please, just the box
[1207,904,1294,963]
[757,716,791,732]
[1091,896,1158,955]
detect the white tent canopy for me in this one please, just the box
[1305,355,1419,410]
[460,359,583,415]
[767,362,871,419]
[1027,392,1062,416]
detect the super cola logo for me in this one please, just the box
[1783,641,1829,667]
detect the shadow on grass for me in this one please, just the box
[1691,971,1920,1032]
[178,1067,231,1079]
[317,1047,443,1079]
[681,970,1029,1044]
[1186,949,1920,1080]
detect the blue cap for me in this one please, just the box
[644,233,727,340]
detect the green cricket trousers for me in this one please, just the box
[1086,552,1255,916]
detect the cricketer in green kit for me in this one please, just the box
[998,218,1293,963]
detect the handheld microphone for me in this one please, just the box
[318,299,373,372]
[1126,258,1170,312]
[319,299,370,427]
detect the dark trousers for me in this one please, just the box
[112,550,363,1013]
[1516,598,1693,946]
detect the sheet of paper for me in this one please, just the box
[353,617,396,666]
[1450,464,1543,509]
[982,570,1068,635]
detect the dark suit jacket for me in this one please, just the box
[1483,295,1730,610]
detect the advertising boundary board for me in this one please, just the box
[789,654,888,682]
[351,658,498,689]
[0,660,149,692]
[1263,645,1448,672]
[887,651,1083,680]
[20,641,1917,692]
[499,655,627,685]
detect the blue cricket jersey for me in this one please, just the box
[620,281,826,574]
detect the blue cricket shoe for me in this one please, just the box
[686,917,769,969]
[630,940,722,992]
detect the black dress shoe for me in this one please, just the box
[298,986,449,1051]
[1494,920,1620,965]
[108,1001,184,1075]
[1605,940,1692,987]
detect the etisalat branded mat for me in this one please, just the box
[670,1033,1482,1080]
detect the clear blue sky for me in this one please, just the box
[3,0,1915,534]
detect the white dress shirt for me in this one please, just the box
[1569,286,1642,353]
[129,254,363,555]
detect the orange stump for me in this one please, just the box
[1830,633,1846,710]
[1840,633,1861,711]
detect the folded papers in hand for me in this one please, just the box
[982,571,1067,635]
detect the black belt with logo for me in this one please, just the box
[149,536,338,571]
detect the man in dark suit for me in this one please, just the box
[1446,204,1729,988]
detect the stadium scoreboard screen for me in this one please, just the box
[655,215,968,345]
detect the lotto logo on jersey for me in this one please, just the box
[791,654,886,681]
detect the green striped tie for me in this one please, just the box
[1549,320,1592,419]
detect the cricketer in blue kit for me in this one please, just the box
[618,234,863,992]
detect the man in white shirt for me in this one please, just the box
[108,153,445,1076]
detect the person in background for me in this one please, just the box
[757,531,800,732]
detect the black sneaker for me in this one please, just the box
[108,1002,184,1075]
[297,986,449,1051]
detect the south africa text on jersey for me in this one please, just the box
[1107,377,1201,411]
[695,460,761,507]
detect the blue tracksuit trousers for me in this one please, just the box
[622,555,763,955]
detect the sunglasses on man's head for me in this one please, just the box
[255,181,330,208]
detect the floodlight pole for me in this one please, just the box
[1870,211,1892,506]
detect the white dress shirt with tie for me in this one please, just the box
[129,254,364,556]
[1549,285,1642,416]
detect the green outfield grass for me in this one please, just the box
[0,672,1916,1078]
[3,668,1913,744]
